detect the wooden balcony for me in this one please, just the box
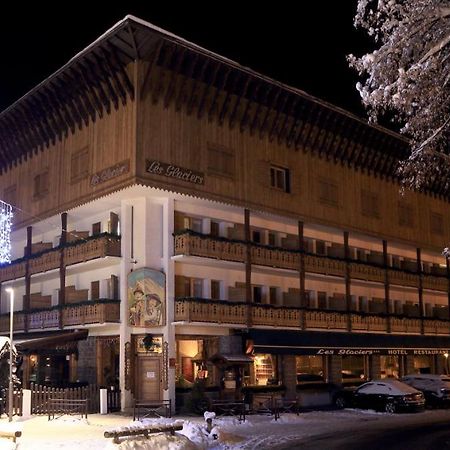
[174,298,450,335]
[174,232,448,291]
[0,300,120,333]
[0,234,121,282]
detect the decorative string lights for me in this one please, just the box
[0,201,12,263]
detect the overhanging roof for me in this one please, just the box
[15,329,88,353]
[247,329,450,355]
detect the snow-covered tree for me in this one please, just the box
[349,0,450,190]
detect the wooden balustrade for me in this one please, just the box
[349,263,385,283]
[174,298,450,335]
[0,300,120,333]
[28,309,60,330]
[0,262,26,283]
[390,317,422,334]
[422,276,448,292]
[62,301,120,326]
[0,235,121,282]
[29,250,60,275]
[64,236,121,266]
[351,314,386,332]
[388,270,419,288]
[174,233,448,292]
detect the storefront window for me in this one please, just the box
[414,355,432,374]
[253,354,278,385]
[296,356,324,378]
[380,356,399,378]
[341,355,367,383]
[176,340,203,385]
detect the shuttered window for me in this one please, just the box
[430,212,444,235]
[207,144,235,178]
[318,178,339,207]
[361,190,380,218]
[71,147,89,182]
[270,165,290,193]
[398,202,414,227]
[33,170,49,199]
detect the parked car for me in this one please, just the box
[333,379,425,413]
[401,374,450,407]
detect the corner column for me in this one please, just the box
[244,209,252,327]
[344,231,352,332]
[59,213,67,329]
[382,240,391,333]
[298,221,305,329]
[417,248,424,334]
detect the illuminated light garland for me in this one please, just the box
[0,201,12,264]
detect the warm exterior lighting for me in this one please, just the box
[0,201,12,263]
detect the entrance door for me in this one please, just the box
[137,357,161,401]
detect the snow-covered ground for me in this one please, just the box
[0,409,448,450]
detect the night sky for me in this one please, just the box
[0,3,373,119]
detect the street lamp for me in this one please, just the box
[5,287,14,422]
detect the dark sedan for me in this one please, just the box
[334,379,425,413]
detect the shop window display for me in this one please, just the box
[253,354,278,385]
[380,355,399,378]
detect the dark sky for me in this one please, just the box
[0,3,373,118]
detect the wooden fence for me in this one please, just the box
[30,383,100,414]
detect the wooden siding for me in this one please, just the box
[135,63,450,251]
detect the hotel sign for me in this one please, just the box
[315,348,449,356]
[146,160,204,185]
[90,160,130,186]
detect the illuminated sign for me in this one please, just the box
[146,160,204,185]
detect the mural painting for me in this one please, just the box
[128,268,165,327]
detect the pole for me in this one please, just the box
[6,288,14,422]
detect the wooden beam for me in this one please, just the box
[278,96,298,144]
[83,60,112,114]
[61,71,93,125]
[197,61,220,119]
[218,71,240,125]
[67,68,97,123]
[108,43,135,100]
[152,44,176,105]
[91,53,120,109]
[25,97,53,148]
[240,80,261,133]
[78,63,105,118]
[186,57,209,115]
[268,91,289,142]
[229,74,251,129]
[140,39,163,101]
[126,24,139,59]
[260,88,282,138]
[163,47,187,108]
[250,82,272,135]
[208,66,231,122]
[100,48,128,106]
[35,91,63,141]
[175,52,198,111]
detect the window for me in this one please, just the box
[268,232,277,247]
[33,170,49,199]
[270,165,290,193]
[430,212,444,235]
[253,286,263,303]
[92,222,101,235]
[207,144,235,178]
[183,216,202,233]
[398,202,414,227]
[269,287,278,305]
[318,291,327,309]
[210,221,220,237]
[211,280,221,300]
[318,178,339,207]
[91,281,100,300]
[71,147,89,182]
[361,190,380,218]
[252,230,262,243]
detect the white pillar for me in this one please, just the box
[100,388,108,414]
[22,389,31,419]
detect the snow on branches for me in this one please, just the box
[349,0,450,190]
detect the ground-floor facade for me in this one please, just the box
[0,185,449,412]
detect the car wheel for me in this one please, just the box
[385,401,396,414]
[334,396,346,409]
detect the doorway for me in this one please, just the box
[137,357,162,401]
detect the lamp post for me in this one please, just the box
[5,287,14,422]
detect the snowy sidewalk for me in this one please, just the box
[0,409,448,449]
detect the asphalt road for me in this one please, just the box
[285,413,450,450]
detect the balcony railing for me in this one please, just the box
[0,234,121,283]
[174,298,450,335]
[0,299,120,333]
[174,232,447,291]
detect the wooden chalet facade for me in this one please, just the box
[0,15,449,410]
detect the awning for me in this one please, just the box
[15,330,89,353]
[246,330,450,356]
[209,353,254,365]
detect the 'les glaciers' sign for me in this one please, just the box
[146,160,204,185]
[90,160,130,187]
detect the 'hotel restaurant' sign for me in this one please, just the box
[315,348,449,356]
[146,160,204,185]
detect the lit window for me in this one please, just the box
[270,166,290,193]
